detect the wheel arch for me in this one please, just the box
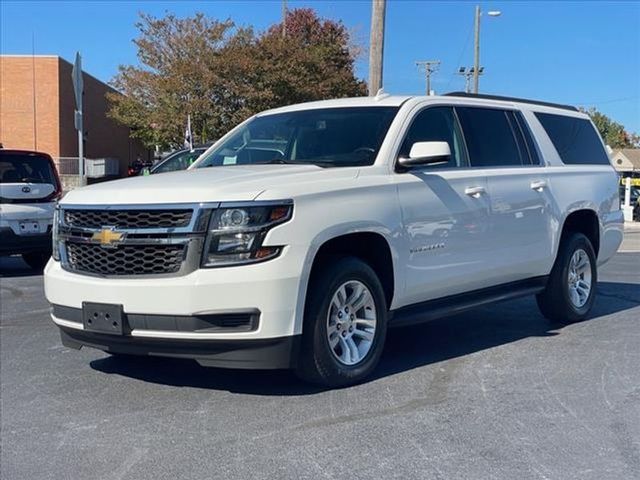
[558,208,600,257]
[294,227,398,335]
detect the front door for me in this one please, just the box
[394,106,494,307]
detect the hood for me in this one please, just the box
[61,164,358,205]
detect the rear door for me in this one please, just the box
[455,106,554,283]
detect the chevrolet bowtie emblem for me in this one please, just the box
[92,227,125,247]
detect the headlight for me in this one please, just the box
[52,206,60,261]
[202,202,292,267]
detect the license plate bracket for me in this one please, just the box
[18,221,41,235]
[82,302,125,335]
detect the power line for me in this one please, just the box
[415,60,440,95]
[445,17,474,91]
[573,96,639,106]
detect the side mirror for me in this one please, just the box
[398,141,451,168]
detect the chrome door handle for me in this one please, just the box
[530,180,547,191]
[464,186,486,198]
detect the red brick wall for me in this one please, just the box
[1,55,150,177]
[0,56,60,155]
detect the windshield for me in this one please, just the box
[0,153,56,184]
[152,149,205,174]
[196,107,399,169]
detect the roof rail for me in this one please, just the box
[444,92,579,112]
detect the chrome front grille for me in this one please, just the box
[58,204,214,277]
[64,209,192,229]
[66,243,186,276]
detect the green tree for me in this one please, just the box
[580,107,640,149]
[108,9,366,149]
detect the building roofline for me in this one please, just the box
[1,54,119,94]
[0,54,60,58]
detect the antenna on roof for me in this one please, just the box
[374,88,390,101]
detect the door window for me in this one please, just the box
[399,107,466,168]
[456,107,524,167]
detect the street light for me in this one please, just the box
[473,6,501,94]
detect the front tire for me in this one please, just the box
[296,257,388,387]
[536,233,597,324]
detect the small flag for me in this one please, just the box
[184,114,193,151]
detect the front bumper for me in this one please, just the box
[46,246,307,369]
[59,326,300,369]
[45,244,307,342]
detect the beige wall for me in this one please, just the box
[611,152,635,173]
[1,55,149,176]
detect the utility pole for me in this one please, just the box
[473,6,501,94]
[282,0,287,39]
[368,0,386,96]
[415,60,440,95]
[473,5,481,94]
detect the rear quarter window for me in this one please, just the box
[535,112,610,165]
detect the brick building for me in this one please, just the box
[0,55,150,177]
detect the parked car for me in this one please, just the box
[126,158,154,177]
[147,146,209,175]
[0,149,62,269]
[45,93,623,387]
[619,183,640,206]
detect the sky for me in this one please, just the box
[1,0,639,132]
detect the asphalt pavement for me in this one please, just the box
[1,251,639,480]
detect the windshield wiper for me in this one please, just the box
[253,158,333,168]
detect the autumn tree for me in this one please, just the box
[108,9,366,149]
[580,107,640,149]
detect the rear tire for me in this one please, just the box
[22,252,50,271]
[296,257,388,387]
[536,233,597,324]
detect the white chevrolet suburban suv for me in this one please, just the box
[44,92,623,387]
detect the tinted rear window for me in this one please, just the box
[535,113,610,165]
[0,153,57,184]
